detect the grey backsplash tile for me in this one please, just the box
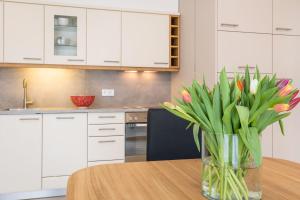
[0,68,171,109]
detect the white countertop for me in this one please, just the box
[0,107,150,115]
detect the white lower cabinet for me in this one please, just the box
[42,113,87,189]
[261,126,273,158]
[42,176,69,190]
[0,115,42,193]
[88,160,124,167]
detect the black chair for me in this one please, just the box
[147,108,201,161]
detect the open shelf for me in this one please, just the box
[169,16,180,69]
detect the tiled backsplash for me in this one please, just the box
[0,68,171,109]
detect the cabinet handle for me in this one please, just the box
[98,140,116,143]
[276,27,292,31]
[99,128,116,131]
[238,66,255,69]
[67,59,85,62]
[154,62,169,65]
[220,23,239,27]
[104,60,120,63]
[19,118,40,121]
[98,116,116,119]
[23,57,42,61]
[56,117,75,120]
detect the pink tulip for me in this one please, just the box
[182,90,192,103]
[276,79,290,90]
[274,104,290,113]
[291,90,299,100]
[279,84,293,97]
[288,98,300,111]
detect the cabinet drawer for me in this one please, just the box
[88,124,125,136]
[88,112,125,124]
[88,136,125,161]
[42,176,69,190]
[217,31,272,74]
[88,160,124,167]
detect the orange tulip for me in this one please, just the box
[274,104,290,113]
[182,90,192,103]
[237,80,244,91]
[279,84,293,97]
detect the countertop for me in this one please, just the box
[0,107,150,115]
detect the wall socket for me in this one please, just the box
[102,89,115,97]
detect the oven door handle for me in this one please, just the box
[134,123,147,127]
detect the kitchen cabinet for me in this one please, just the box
[0,115,42,193]
[218,0,272,33]
[43,113,87,185]
[122,12,169,68]
[274,0,300,36]
[261,126,273,158]
[87,9,121,66]
[273,35,300,163]
[0,1,3,62]
[45,6,86,65]
[4,2,44,64]
[217,31,272,74]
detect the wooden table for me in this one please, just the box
[67,158,300,200]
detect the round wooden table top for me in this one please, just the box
[67,158,300,200]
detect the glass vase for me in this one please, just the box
[201,133,262,200]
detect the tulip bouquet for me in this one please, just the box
[162,67,299,200]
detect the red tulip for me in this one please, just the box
[291,90,299,100]
[276,79,290,90]
[237,80,244,91]
[279,84,293,97]
[182,90,192,103]
[274,104,290,113]
[288,98,300,111]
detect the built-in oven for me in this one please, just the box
[125,112,148,162]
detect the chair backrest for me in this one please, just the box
[147,108,201,161]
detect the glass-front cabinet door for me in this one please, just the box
[45,6,86,65]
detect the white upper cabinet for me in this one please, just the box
[0,1,3,62]
[45,6,86,65]
[274,0,300,35]
[43,113,87,177]
[217,31,272,73]
[0,115,42,193]
[87,9,121,66]
[4,2,44,64]
[218,0,272,33]
[122,12,169,68]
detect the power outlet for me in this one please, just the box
[102,89,115,97]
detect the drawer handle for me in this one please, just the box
[154,62,169,65]
[99,128,116,131]
[19,118,40,121]
[23,57,42,61]
[67,59,85,62]
[220,23,239,27]
[98,140,116,143]
[98,116,116,119]
[238,66,255,69]
[104,60,120,63]
[56,117,75,120]
[276,27,292,31]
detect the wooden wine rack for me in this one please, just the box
[170,16,180,69]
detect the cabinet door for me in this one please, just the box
[87,9,121,66]
[45,6,86,65]
[0,1,3,62]
[122,12,169,68]
[273,35,300,163]
[4,2,44,64]
[0,115,42,193]
[43,113,87,178]
[274,0,300,35]
[217,31,272,74]
[218,0,272,33]
[261,126,273,158]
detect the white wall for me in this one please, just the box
[16,0,179,13]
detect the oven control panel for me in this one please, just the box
[125,112,148,123]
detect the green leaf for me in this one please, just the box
[212,84,223,133]
[279,119,285,136]
[222,101,236,134]
[220,68,231,113]
[193,124,201,152]
[245,66,250,94]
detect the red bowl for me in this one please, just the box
[71,96,95,108]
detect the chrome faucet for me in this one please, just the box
[23,79,33,109]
